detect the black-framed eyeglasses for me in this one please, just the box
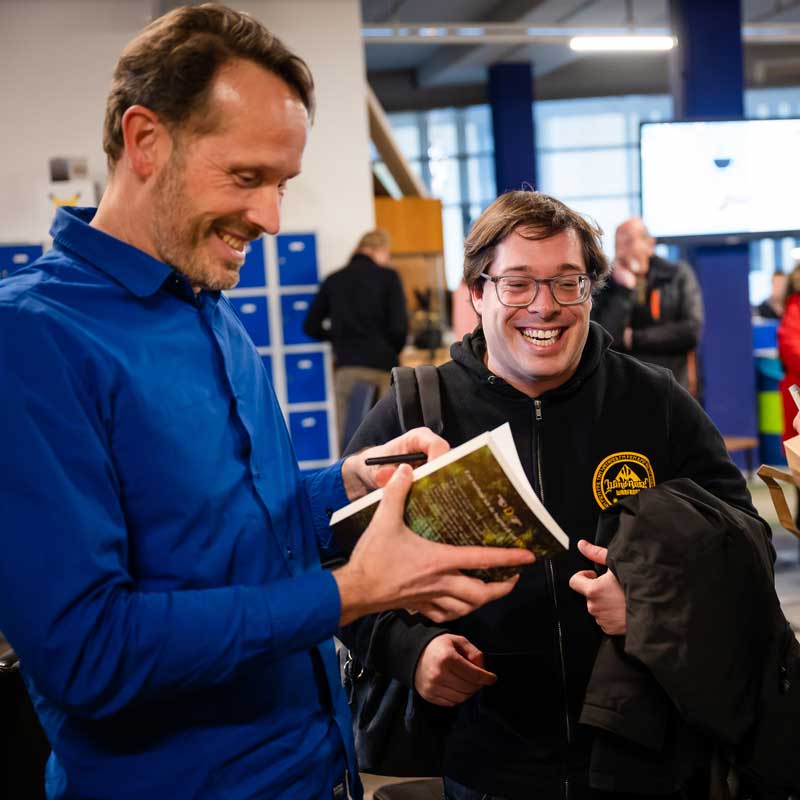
[480,272,593,307]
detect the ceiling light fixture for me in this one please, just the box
[569,35,676,52]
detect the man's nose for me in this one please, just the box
[526,283,559,315]
[245,186,282,236]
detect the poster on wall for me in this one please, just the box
[38,157,98,236]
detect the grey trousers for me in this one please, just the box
[334,365,391,445]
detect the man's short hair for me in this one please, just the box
[103,3,315,169]
[463,191,610,293]
[355,229,391,253]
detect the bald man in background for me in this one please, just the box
[592,217,703,393]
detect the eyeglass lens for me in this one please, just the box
[496,275,589,306]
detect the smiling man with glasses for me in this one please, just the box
[343,190,769,800]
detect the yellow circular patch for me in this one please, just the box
[592,452,655,509]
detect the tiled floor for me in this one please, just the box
[361,474,800,800]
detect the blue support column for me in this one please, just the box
[669,0,744,120]
[488,63,536,196]
[668,0,756,450]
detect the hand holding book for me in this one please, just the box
[333,463,535,626]
[331,423,569,582]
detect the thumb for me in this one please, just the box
[373,463,413,522]
[568,569,597,597]
[578,539,608,567]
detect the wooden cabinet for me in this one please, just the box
[374,197,443,254]
[374,197,448,330]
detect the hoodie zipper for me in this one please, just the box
[533,398,572,800]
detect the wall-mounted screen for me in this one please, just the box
[640,118,800,242]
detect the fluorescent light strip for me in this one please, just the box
[570,35,675,51]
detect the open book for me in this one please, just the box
[330,423,569,580]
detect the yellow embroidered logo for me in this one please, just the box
[592,452,655,509]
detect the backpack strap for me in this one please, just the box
[390,365,443,436]
[414,365,443,436]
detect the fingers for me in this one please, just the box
[577,539,608,567]
[415,635,495,706]
[451,635,483,663]
[400,427,450,462]
[429,541,535,571]
[373,464,397,487]
[424,684,476,707]
[414,573,521,622]
[372,463,413,520]
[568,569,598,597]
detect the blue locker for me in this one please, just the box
[280,293,315,345]
[277,233,318,286]
[229,296,270,346]
[289,410,330,461]
[285,352,326,404]
[0,244,43,279]
[237,237,267,288]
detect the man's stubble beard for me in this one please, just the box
[151,153,241,292]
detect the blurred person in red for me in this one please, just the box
[777,266,800,447]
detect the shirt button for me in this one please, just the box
[286,547,294,560]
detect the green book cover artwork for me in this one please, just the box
[330,425,567,581]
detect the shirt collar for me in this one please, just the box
[50,206,175,299]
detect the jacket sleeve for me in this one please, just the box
[338,389,448,687]
[778,297,800,376]
[303,279,331,341]
[591,280,635,347]
[386,269,409,356]
[0,305,342,721]
[631,262,704,355]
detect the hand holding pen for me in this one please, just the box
[340,427,449,502]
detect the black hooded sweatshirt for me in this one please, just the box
[343,322,762,799]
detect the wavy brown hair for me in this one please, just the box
[103,3,315,170]
[463,191,610,294]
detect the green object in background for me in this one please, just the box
[758,390,784,435]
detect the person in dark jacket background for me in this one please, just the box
[343,191,769,800]
[592,217,703,394]
[303,228,408,444]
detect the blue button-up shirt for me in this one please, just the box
[0,207,360,799]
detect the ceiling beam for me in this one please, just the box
[414,0,544,88]
[366,84,429,198]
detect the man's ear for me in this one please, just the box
[469,281,484,316]
[120,105,170,179]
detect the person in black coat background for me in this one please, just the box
[592,217,703,395]
[304,228,407,446]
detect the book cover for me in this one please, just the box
[330,423,569,580]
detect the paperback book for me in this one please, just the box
[329,423,569,580]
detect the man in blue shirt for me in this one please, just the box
[0,6,532,799]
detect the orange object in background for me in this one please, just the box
[650,288,661,320]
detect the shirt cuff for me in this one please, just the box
[255,568,342,656]
[303,461,349,552]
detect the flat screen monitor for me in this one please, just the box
[639,117,800,242]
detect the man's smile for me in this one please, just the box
[520,326,565,348]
